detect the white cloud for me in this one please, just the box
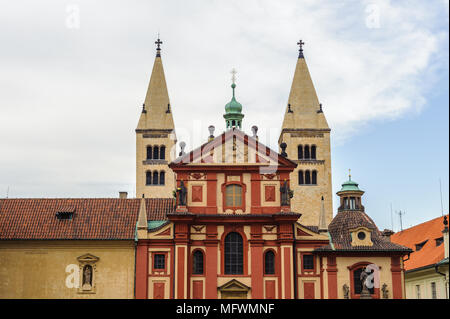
[0,0,447,197]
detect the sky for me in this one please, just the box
[0,0,448,232]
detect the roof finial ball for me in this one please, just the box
[208,125,215,142]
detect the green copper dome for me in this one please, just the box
[224,83,244,129]
[338,176,363,193]
[225,84,242,113]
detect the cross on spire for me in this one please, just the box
[297,39,305,58]
[155,36,163,57]
[231,68,237,85]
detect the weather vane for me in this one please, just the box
[231,68,237,85]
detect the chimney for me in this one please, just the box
[119,191,128,199]
[382,229,395,241]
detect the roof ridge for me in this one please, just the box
[395,214,449,233]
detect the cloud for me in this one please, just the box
[0,0,447,197]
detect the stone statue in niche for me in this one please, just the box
[343,284,349,299]
[280,180,290,206]
[359,267,372,299]
[178,180,187,206]
[381,283,389,299]
[82,265,93,290]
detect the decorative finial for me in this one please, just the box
[155,35,163,57]
[142,103,147,113]
[349,169,351,181]
[280,142,288,157]
[251,125,258,137]
[317,103,323,113]
[297,40,305,58]
[231,68,237,85]
[179,141,186,157]
[287,103,293,113]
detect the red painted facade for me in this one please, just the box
[135,130,409,299]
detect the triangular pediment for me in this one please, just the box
[77,253,100,264]
[218,279,251,292]
[295,223,329,241]
[171,128,296,169]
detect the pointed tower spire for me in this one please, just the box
[137,196,148,230]
[319,196,328,233]
[136,36,177,199]
[137,36,175,131]
[281,41,329,130]
[278,41,333,227]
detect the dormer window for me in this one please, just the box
[435,237,444,247]
[350,227,373,247]
[415,240,428,251]
[56,211,74,220]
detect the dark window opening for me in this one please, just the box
[159,171,165,185]
[311,145,317,159]
[299,170,304,185]
[357,232,366,240]
[312,170,317,185]
[56,211,74,220]
[146,171,152,185]
[303,255,314,270]
[153,146,159,160]
[152,171,159,185]
[264,251,275,275]
[305,170,311,184]
[192,250,204,275]
[160,146,166,160]
[415,240,428,251]
[154,254,165,270]
[304,145,310,159]
[435,237,444,246]
[224,232,243,275]
[298,145,303,160]
[146,146,152,160]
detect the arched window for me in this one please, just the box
[264,250,275,275]
[159,171,165,185]
[312,170,317,185]
[146,171,152,185]
[160,145,166,160]
[299,170,304,185]
[152,171,159,185]
[224,232,243,274]
[298,145,303,159]
[225,184,243,207]
[153,146,159,160]
[304,145,310,159]
[311,145,316,159]
[146,146,152,160]
[232,120,236,126]
[192,250,204,275]
[305,170,311,184]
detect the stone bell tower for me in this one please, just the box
[136,37,176,198]
[279,41,333,226]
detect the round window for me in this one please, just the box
[357,231,366,240]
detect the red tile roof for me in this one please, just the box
[391,215,448,271]
[0,198,175,240]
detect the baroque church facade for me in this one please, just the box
[0,39,411,299]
